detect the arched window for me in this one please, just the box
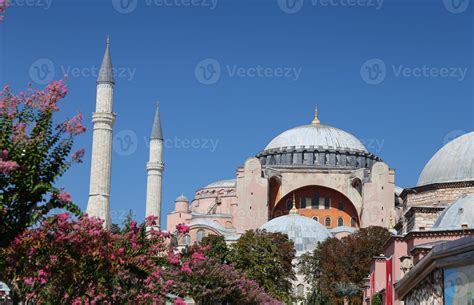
[196,229,205,242]
[351,217,357,228]
[325,217,331,227]
[312,216,319,222]
[338,217,344,227]
[183,234,191,246]
[297,284,305,297]
[286,199,293,210]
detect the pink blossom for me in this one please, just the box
[71,148,85,162]
[174,298,187,305]
[63,112,86,135]
[50,255,58,264]
[176,223,189,234]
[24,277,35,286]
[56,212,70,221]
[191,251,206,263]
[0,160,18,173]
[57,192,72,203]
[180,262,192,275]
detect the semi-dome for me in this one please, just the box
[265,124,367,152]
[431,194,474,230]
[204,179,236,189]
[417,132,474,187]
[260,213,331,256]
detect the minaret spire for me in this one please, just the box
[87,36,116,229]
[146,103,165,228]
[97,35,114,85]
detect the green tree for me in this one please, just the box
[199,234,231,264]
[231,229,296,303]
[300,226,391,304]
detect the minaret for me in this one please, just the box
[87,36,115,229]
[145,103,164,228]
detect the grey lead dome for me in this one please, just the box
[264,124,368,153]
[417,132,474,187]
[260,214,331,256]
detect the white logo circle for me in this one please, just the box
[112,0,138,14]
[360,58,386,85]
[29,58,55,85]
[277,0,304,14]
[113,129,138,156]
[195,58,221,85]
[443,0,470,13]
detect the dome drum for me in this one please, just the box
[257,147,380,169]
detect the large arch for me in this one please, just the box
[271,185,360,229]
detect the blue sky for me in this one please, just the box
[1,0,472,226]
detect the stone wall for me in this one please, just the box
[404,269,443,305]
[405,186,474,207]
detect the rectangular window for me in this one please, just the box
[300,197,306,209]
[338,202,344,211]
[325,197,331,209]
[311,192,319,209]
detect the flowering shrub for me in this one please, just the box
[0,81,84,248]
[3,215,281,304]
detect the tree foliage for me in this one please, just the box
[3,215,281,304]
[231,229,296,303]
[299,226,391,304]
[0,82,84,248]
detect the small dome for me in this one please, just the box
[175,194,189,202]
[204,179,236,189]
[260,214,331,256]
[432,194,474,231]
[264,124,367,153]
[417,132,474,186]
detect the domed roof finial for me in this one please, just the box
[289,192,299,215]
[311,107,321,125]
[106,34,110,46]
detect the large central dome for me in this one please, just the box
[257,110,379,169]
[265,124,368,152]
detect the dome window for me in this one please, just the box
[351,217,357,227]
[338,217,344,227]
[325,217,331,227]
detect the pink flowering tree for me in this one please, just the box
[0,81,85,248]
[3,215,281,304]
